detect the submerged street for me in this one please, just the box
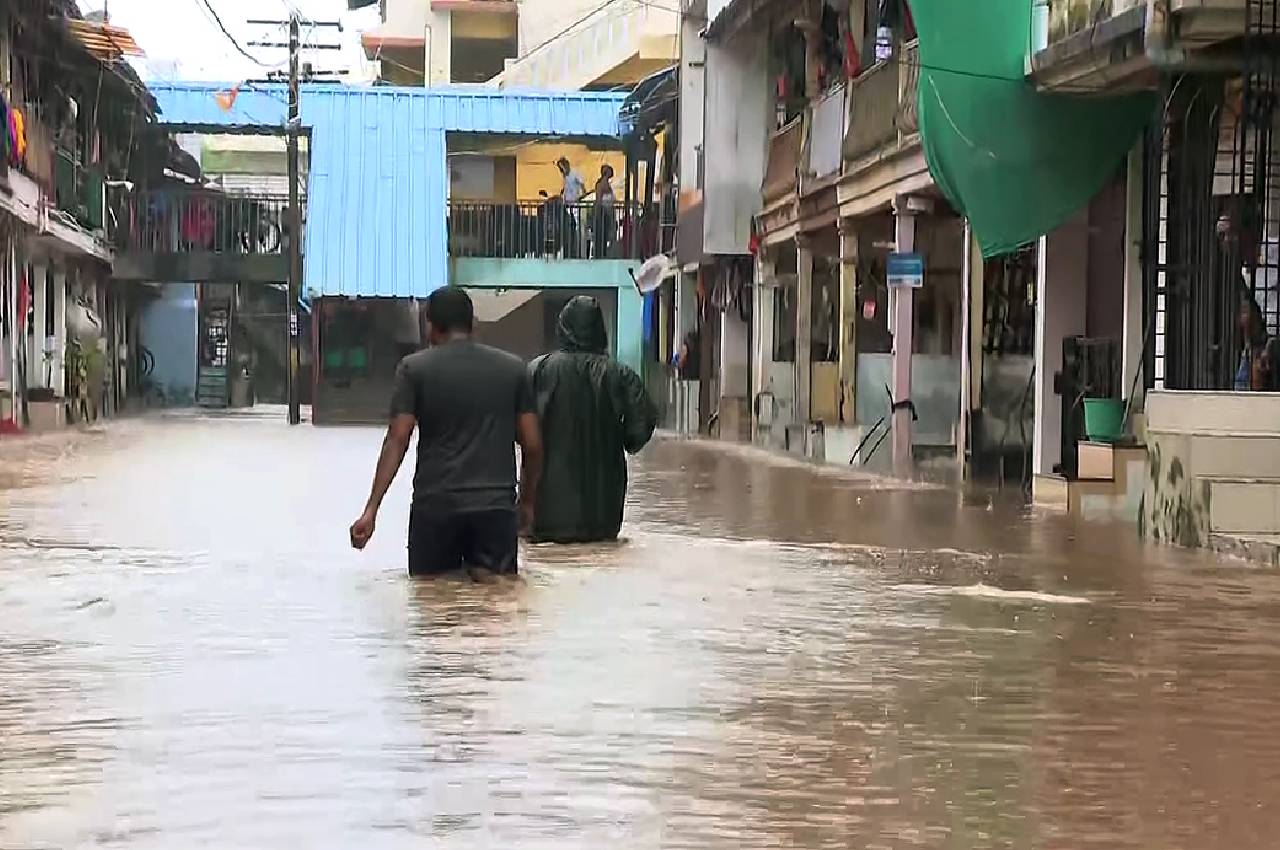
[3,414,1280,849]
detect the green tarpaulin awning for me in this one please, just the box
[911,0,1153,257]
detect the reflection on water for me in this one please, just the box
[2,415,1279,849]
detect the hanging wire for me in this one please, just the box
[191,0,273,66]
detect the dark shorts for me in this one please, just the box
[407,508,519,577]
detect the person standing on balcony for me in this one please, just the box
[557,156,586,258]
[592,164,617,259]
[527,296,657,544]
[557,156,586,204]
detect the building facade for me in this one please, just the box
[675,0,1278,561]
[1029,0,1280,557]
[148,83,644,423]
[1,1,162,433]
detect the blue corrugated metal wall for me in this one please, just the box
[148,84,626,299]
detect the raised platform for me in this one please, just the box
[1142,390,1280,561]
[1032,441,1149,523]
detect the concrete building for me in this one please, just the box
[147,83,644,423]
[679,0,1278,563]
[1027,0,1280,561]
[355,0,677,90]
[683,0,969,473]
[1,2,162,433]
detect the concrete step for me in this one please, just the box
[1205,477,1280,535]
[1209,533,1280,568]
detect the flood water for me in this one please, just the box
[3,413,1280,849]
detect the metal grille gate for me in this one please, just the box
[1144,3,1280,390]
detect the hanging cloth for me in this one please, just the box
[11,107,26,165]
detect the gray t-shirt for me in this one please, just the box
[390,339,534,512]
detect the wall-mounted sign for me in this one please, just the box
[887,252,924,288]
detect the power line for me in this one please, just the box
[191,0,273,66]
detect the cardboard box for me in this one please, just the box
[1077,441,1115,481]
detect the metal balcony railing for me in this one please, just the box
[116,190,287,255]
[447,199,646,260]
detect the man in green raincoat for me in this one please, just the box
[528,296,657,543]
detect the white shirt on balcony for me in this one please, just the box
[562,170,586,204]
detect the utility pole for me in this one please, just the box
[247,16,342,426]
[285,12,302,426]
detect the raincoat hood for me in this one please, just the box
[555,296,609,355]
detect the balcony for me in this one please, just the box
[53,149,105,234]
[113,189,290,283]
[18,110,56,192]
[836,38,932,220]
[762,119,804,206]
[843,47,916,163]
[447,200,647,261]
[1031,0,1268,93]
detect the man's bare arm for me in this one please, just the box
[516,411,543,526]
[366,414,416,513]
[350,414,416,549]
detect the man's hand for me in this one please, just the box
[350,509,377,550]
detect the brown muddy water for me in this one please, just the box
[2,413,1279,849]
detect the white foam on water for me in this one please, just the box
[893,582,1091,606]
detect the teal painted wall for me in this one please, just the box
[451,258,643,373]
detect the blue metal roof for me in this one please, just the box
[147,83,627,299]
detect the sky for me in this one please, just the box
[77,0,381,84]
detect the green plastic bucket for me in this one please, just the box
[1082,397,1125,442]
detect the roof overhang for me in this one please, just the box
[704,0,775,41]
[361,31,427,58]
[430,0,517,13]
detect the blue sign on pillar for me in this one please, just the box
[887,252,925,288]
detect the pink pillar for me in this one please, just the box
[891,204,916,477]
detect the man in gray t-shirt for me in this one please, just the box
[350,287,542,577]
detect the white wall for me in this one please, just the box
[382,0,432,34]
[500,0,676,89]
[703,27,768,254]
[1033,214,1090,477]
[678,12,706,197]
[721,308,749,397]
[376,0,450,83]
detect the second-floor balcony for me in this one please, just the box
[844,39,920,164]
[447,200,650,261]
[762,118,804,206]
[54,149,106,234]
[1032,0,1273,93]
[113,189,291,283]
